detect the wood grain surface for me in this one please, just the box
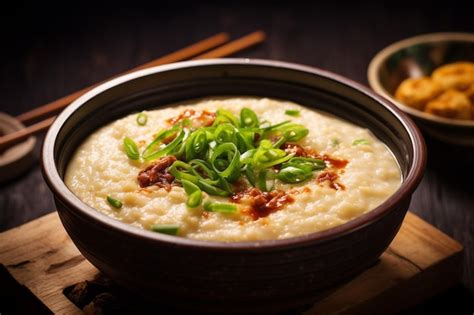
[0,211,463,314]
[0,1,473,313]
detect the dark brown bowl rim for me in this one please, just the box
[42,59,426,251]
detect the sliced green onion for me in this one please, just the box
[240,149,256,164]
[352,139,370,145]
[240,107,259,127]
[143,128,186,161]
[236,131,255,152]
[210,143,241,182]
[151,224,180,235]
[285,109,300,117]
[263,120,291,131]
[181,179,200,195]
[169,161,199,183]
[277,166,312,184]
[185,130,208,161]
[258,153,294,169]
[197,179,230,197]
[244,164,256,186]
[106,195,122,209]
[169,160,230,197]
[214,109,240,126]
[272,136,287,148]
[136,112,148,126]
[189,159,218,180]
[252,139,293,169]
[138,106,327,193]
[187,190,202,208]
[283,157,326,172]
[257,169,275,192]
[181,179,203,208]
[281,124,309,141]
[203,201,237,213]
[123,137,140,160]
[331,139,340,146]
[215,123,237,144]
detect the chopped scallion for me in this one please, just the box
[277,166,313,184]
[203,201,237,213]
[182,179,203,208]
[123,137,140,160]
[240,107,259,127]
[285,109,300,117]
[352,139,370,145]
[106,196,122,209]
[136,112,148,126]
[151,224,180,235]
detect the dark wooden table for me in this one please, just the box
[1,2,473,313]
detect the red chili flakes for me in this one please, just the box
[317,171,345,190]
[232,178,249,194]
[231,187,295,220]
[320,155,348,169]
[281,143,349,169]
[166,109,216,127]
[281,143,309,157]
[289,186,312,195]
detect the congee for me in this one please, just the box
[65,97,402,241]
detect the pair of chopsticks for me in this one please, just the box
[0,31,266,152]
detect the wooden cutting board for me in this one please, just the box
[0,211,463,314]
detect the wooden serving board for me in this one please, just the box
[0,211,463,314]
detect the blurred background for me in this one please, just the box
[1,1,473,313]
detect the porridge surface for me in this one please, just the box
[65,97,401,241]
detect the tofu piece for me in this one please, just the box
[432,62,474,91]
[425,89,471,120]
[395,77,442,111]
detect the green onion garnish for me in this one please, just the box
[151,224,180,235]
[282,157,326,172]
[257,169,275,192]
[106,196,122,209]
[240,107,259,127]
[285,109,300,117]
[138,107,336,205]
[203,201,237,213]
[143,128,186,161]
[352,139,370,145]
[181,179,203,208]
[123,137,140,160]
[210,142,241,182]
[277,166,313,184]
[136,112,148,126]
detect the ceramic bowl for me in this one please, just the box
[368,32,474,145]
[42,59,426,312]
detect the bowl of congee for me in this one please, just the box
[42,59,426,312]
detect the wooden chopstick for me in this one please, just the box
[193,31,265,59]
[0,31,266,152]
[0,117,56,151]
[16,32,230,125]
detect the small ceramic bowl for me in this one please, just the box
[368,32,474,146]
[42,59,426,313]
[0,113,36,182]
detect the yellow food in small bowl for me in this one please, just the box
[395,62,474,120]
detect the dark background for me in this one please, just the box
[1,1,473,313]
